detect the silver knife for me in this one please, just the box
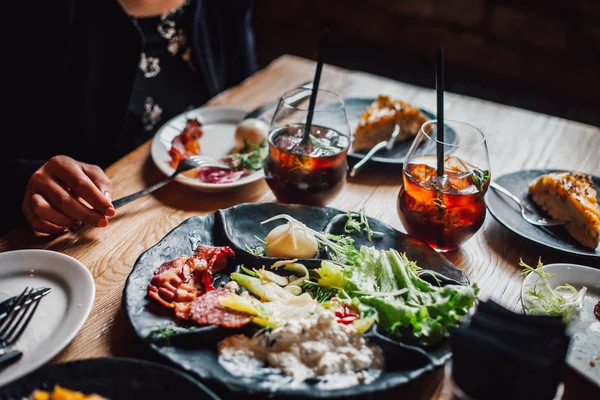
[0,349,22,368]
[0,287,51,320]
[244,81,313,120]
[349,124,399,177]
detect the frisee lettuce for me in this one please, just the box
[520,258,586,322]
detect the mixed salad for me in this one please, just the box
[145,210,479,384]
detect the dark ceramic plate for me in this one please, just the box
[123,203,469,398]
[344,98,457,164]
[486,169,600,259]
[0,357,220,400]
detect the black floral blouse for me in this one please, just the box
[121,0,206,156]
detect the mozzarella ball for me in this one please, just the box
[264,223,318,258]
[235,118,269,150]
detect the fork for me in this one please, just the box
[349,124,400,178]
[111,155,232,209]
[0,287,47,368]
[490,181,566,226]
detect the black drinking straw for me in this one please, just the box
[436,47,445,177]
[435,48,445,250]
[302,28,329,145]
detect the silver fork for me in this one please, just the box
[490,181,565,226]
[349,124,400,178]
[111,155,232,209]
[0,287,47,368]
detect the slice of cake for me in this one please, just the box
[529,172,600,249]
[352,95,428,152]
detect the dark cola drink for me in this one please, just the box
[264,123,349,206]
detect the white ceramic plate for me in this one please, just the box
[150,106,265,193]
[521,263,600,385]
[0,250,95,387]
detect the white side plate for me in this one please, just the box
[150,106,265,192]
[0,249,95,386]
[521,263,600,385]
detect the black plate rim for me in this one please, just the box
[122,203,468,397]
[486,169,600,259]
[0,356,221,400]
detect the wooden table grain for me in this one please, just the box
[1,55,599,398]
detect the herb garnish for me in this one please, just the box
[245,235,266,256]
[471,168,489,190]
[302,281,345,303]
[146,326,198,343]
[344,207,384,242]
[224,140,267,171]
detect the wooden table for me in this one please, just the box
[1,55,599,398]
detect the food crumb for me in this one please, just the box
[595,354,600,360]
[590,361,596,367]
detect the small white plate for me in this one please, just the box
[0,249,95,387]
[150,106,265,193]
[521,263,600,385]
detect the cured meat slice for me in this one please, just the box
[189,289,251,328]
[147,245,235,318]
[148,255,195,308]
[168,118,203,168]
[194,244,235,273]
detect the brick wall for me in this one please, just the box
[251,0,600,126]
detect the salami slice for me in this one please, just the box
[190,289,251,328]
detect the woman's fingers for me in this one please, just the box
[46,157,114,216]
[33,173,107,227]
[29,193,74,227]
[81,163,115,216]
[22,196,65,235]
[23,156,114,234]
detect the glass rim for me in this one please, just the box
[268,124,350,156]
[421,119,486,147]
[280,88,345,113]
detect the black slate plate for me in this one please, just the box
[0,357,220,400]
[486,169,600,259]
[344,98,457,164]
[123,203,470,398]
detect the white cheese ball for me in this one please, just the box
[234,118,269,150]
[264,223,318,258]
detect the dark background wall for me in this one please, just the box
[251,0,600,127]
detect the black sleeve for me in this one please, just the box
[223,0,258,86]
[2,0,72,233]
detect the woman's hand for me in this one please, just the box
[22,156,116,234]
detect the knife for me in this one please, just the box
[0,287,52,320]
[0,350,23,369]
[349,124,399,177]
[244,81,313,120]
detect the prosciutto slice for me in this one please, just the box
[168,118,203,168]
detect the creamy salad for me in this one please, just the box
[218,313,383,382]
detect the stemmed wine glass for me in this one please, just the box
[264,89,350,206]
[397,120,491,252]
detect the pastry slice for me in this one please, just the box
[528,172,600,249]
[352,95,428,152]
